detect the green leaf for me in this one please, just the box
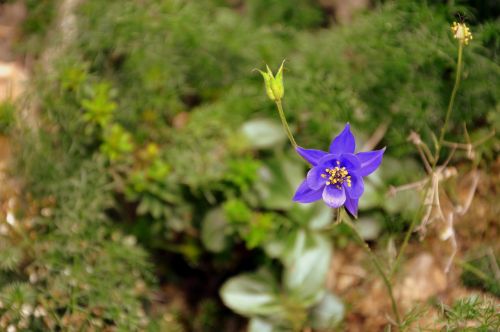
[310,292,344,329]
[355,217,382,241]
[241,119,286,149]
[255,157,303,210]
[248,318,275,332]
[358,179,382,210]
[289,202,333,230]
[283,230,332,306]
[220,272,286,318]
[201,208,229,253]
[0,245,23,271]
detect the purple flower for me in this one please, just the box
[293,123,385,217]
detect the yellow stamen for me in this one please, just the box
[323,162,352,187]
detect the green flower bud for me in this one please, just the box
[257,60,285,102]
[258,69,274,101]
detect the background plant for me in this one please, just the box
[0,0,498,330]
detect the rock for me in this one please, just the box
[396,253,447,310]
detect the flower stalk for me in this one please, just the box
[393,23,470,276]
[435,41,464,165]
[342,218,401,327]
[257,61,298,148]
[275,99,297,148]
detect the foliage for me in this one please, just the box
[461,256,500,296]
[440,296,500,331]
[0,160,155,331]
[0,102,16,134]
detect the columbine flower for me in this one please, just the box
[293,123,385,217]
[451,22,472,45]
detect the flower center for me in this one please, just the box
[321,161,352,189]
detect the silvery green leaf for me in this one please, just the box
[283,230,332,306]
[310,292,344,329]
[256,157,303,210]
[241,119,286,149]
[289,202,333,230]
[355,217,382,241]
[383,189,420,214]
[201,208,229,253]
[220,272,285,318]
[248,318,274,332]
[357,179,381,210]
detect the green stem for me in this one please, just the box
[434,42,463,166]
[457,259,495,284]
[343,218,401,327]
[393,42,465,277]
[275,99,297,148]
[389,198,426,278]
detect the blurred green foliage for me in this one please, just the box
[0,102,16,134]
[2,0,498,330]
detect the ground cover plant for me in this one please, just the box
[0,0,498,331]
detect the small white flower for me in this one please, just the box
[6,212,16,225]
[34,306,47,318]
[21,304,33,317]
[29,273,38,284]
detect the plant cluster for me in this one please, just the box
[1,0,498,331]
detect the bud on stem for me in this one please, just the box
[257,60,285,102]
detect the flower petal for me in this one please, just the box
[293,179,323,203]
[356,148,385,176]
[339,153,361,171]
[317,154,339,167]
[344,194,359,217]
[322,185,346,208]
[329,123,356,154]
[295,146,327,166]
[345,173,364,199]
[306,166,327,190]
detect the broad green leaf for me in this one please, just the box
[310,292,344,329]
[383,189,420,215]
[289,202,333,230]
[247,318,291,332]
[355,217,382,241]
[358,179,381,210]
[201,208,229,253]
[220,272,286,318]
[248,318,274,332]
[241,119,286,149]
[255,157,303,210]
[283,230,332,306]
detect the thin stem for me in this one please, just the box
[389,187,428,278]
[275,99,297,148]
[335,208,342,224]
[457,259,496,284]
[434,42,463,166]
[393,42,464,277]
[343,218,401,326]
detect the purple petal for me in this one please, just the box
[344,194,359,217]
[295,146,327,166]
[306,166,327,190]
[345,173,364,199]
[329,123,356,154]
[339,153,361,171]
[322,185,346,208]
[317,154,339,167]
[356,148,385,177]
[293,180,323,203]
